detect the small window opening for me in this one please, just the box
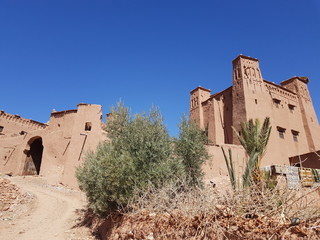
[311,117,313,122]
[85,122,92,131]
[277,126,286,139]
[273,98,281,108]
[0,126,4,133]
[255,99,258,104]
[292,130,299,142]
[288,104,295,113]
[19,131,27,135]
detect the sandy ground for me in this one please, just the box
[0,175,96,240]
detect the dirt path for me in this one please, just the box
[0,176,95,240]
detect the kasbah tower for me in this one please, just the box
[190,55,320,168]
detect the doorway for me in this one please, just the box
[23,137,44,175]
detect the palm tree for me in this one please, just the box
[233,117,272,187]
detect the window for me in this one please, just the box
[292,130,299,142]
[0,126,3,133]
[85,122,92,131]
[277,126,286,139]
[255,99,258,104]
[288,104,295,113]
[273,98,281,108]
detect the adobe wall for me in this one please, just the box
[0,103,106,188]
[190,55,320,168]
[281,77,320,151]
[0,111,47,137]
[203,144,246,185]
[190,87,211,129]
[61,103,107,188]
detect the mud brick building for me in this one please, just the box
[190,55,320,168]
[0,103,106,187]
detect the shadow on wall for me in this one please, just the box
[22,137,44,175]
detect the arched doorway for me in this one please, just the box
[23,137,44,175]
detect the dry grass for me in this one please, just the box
[128,179,320,221]
[85,179,320,239]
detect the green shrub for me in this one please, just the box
[76,103,186,215]
[174,115,209,187]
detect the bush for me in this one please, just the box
[77,103,209,215]
[174,115,209,187]
[77,103,186,215]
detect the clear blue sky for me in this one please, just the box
[1,0,319,136]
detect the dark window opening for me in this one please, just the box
[311,117,313,122]
[288,104,295,113]
[255,99,258,104]
[19,131,27,135]
[277,126,286,139]
[85,122,92,131]
[279,132,284,139]
[292,130,299,142]
[0,126,3,132]
[273,98,281,108]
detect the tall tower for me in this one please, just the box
[281,77,320,151]
[190,86,211,129]
[231,55,270,143]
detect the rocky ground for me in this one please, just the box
[0,175,96,240]
[1,174,320,239]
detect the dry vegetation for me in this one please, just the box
[79,180,320,239]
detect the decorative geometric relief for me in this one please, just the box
[243,65,261,81]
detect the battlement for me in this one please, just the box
[264,80,298,102]
[0,111,47,130]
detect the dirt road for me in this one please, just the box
[0,176,95,240]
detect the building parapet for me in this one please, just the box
[264,80,298,102]
[50,109,77,117]
[0,111,47,130]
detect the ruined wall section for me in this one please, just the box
[0,134,27,174]
[0,104,107,188]
[0,111,47,175]
[37,110,79,184]
[0,111,47,138]
[61,103,107,188]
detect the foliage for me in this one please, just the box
[223,117,271,189]
[77,103,209,215]
[242,151,260,188]
[174,115,209,187]
[77,102,185,215]
[233,117,272,169]
[221,147,236,190]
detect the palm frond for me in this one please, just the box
[243,151,259,188]
[222,147,236,190]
